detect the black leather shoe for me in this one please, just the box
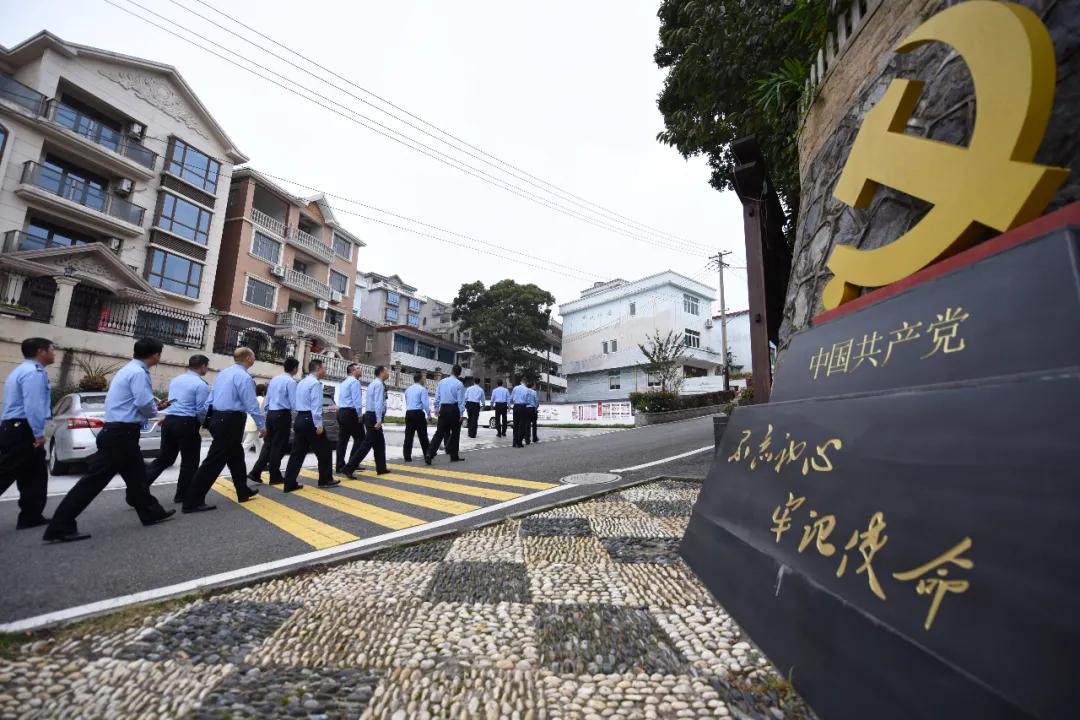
[43,530,91,543]
[318,479,342,488]
[16,516,50,530]
[375,469,390,475]
[283,483,303,493]
[182,504,217,514]
[172,496,184,504]
[451,457,465,462]
[247,474,264,484]
[268,478,283,485]
[143,509,176,526]
[238,488,259,502]
[401,457,412,462]
[423,454,432,465]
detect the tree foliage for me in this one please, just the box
[452,280,556,377]
[654,0,839,230]
[638,329,688,392]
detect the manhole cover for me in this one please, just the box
[560,472,621,485]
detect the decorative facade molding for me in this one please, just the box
[97,68,210,140]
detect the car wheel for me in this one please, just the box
[48,441,71,476]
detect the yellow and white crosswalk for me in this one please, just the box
[211,465,559,550]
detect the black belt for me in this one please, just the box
[297,410,314,416]
[214,410,245,416]
[104,421,142,429]
[440,403,458,409]
[267,408,291,414]
[1,418,28,426]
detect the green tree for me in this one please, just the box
[638,330,687,392]
[654,0,840,233]
[452,280,556,378]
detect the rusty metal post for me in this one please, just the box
[741,198,772,403]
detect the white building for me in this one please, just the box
[559,271,721,401]
[712,309,751,371]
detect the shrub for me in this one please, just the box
[629,390,735,414]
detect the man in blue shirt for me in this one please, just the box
[0,337,55,530]
[145,354,210,503]
[401,372,430,462]
[463,377,485,439]
[510,376,531,448]
[343,365,389,476]
[44,338,175,542]
[526,381,541,444]
[183,347,265,512]
[426,364,465,464]
[490,379,510,438]
[248,357,299,487]
[283,358,340,489]
[335,363,366,473]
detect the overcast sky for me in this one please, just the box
[3,0,749,318]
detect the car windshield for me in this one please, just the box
[78,397,107,411]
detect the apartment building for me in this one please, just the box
[355,271,424,328]
[559,271,721,401]
[213,167,363,372]
[0,31,246,356]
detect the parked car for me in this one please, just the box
[478,403,513,430]
[45,392,162,475]
[287,388,339,449]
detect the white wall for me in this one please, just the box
[712,312,752,371]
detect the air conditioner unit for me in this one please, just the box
[270,265,286,278]
[106,237,123,252]
[705,318,714,329]
[126,121,146,137]
[330,290,343,304]
[316,299,329,310]
[115,178,135,196]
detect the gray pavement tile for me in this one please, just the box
[520,517,592,537]
[189,665,381,719]
[424,561,531,604]
[365,535,456,562]
[632,499,696,517]
[600,536,683,564]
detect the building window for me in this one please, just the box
[602,341,609,354]
[683,293,700,316]
[23,219,95,250]
[251,231,281,263]
[332,234,351,260]
[385,307,399,323]
[408,297,421,312]
[157,192,211,245]
[293,259,308,274]
[393,334,415,353]
[684,329,701,348]
[329,269,348,294]
[437,348,455,364]
[244,276,276,309]
[648,372,662,388]
[167,138,220,193]
[364,336,374,353]
[325,309,344,333]
[611,339,618,353]
[629,302,636,316]
[407,313,420,327]
[0,124,7,165]
[147,248,202,298]
[608,370,621,390]
[387,291,400,307]
[416,341,437,360]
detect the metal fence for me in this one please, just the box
[68,292,207,349]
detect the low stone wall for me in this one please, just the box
[634,404,724,427]
[0,317,284,393]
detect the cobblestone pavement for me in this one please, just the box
[0,478,813,720]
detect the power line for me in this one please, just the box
[103,0,706,258]
[169,0,711,254]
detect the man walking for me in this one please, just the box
[426,365,465,464]
[510,376,530,448]
[335,363,365,473]
[464,377,485,439]
[145,354,209,503]
[490,379,510,438]
[402,372,430,462]
[282,359,339,489]
[44,339,175,542]
[248,357,299,486]
[0,337,54,530]
[527,381,541,444]
[183,347,265,513]
[344,365,389,476]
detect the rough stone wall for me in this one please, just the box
[781,0,1080,346]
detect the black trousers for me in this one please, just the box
[145,415,201,501]
[529,407,540,441]
[512,405,527,446]
[429,404,462,459]
[249,409,292,484]
[185,412,249,508]
[335,407,365,470]
[284,411,332,486]
[494,403,508,437]
[347,411,386,472]
[465,401,481,438]
[0,419,47,525]
[403,409,429,461]
[48,424,167,533]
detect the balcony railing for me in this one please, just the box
[278,266,332,300]
[47,101,157,170]
[285,225,333,264]
[20,161,146,227]
[69,297,207,348]
[0,74,46,115]
[250,208,287,237]
[274,310,339,339]
[310,352,350,381]
[2,230,120,255]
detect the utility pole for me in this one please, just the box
[708,250,733,392]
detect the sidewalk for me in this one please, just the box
[0,477,812,720]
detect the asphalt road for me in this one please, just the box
[0,417,715,627]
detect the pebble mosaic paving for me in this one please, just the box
[1,478,815,719]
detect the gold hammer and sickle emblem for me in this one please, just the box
[822,1,1070,310]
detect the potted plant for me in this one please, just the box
[0,301,34,318]
[75,354,123,392]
